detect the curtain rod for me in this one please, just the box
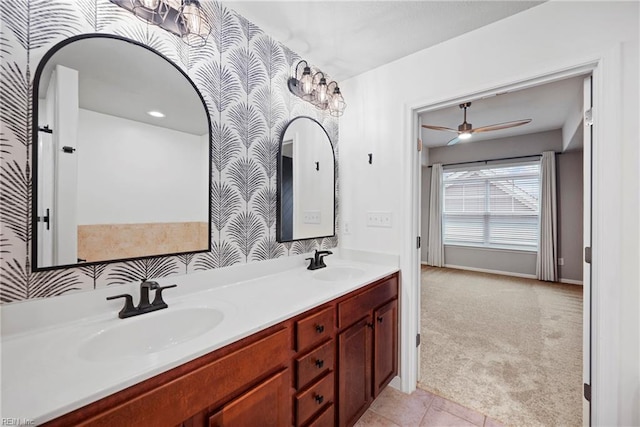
[426,153,560,168]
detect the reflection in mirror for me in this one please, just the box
[277,117,335,242]
[32,34,211,270]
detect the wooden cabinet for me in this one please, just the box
[373,300,398,397]
[44,272,399,427]
[338,318,372,427]
[337,275,398,427]
[209,369,290,427]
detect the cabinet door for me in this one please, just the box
[338,318,372,427]
[373,299,398,397]
[209,369,290,427]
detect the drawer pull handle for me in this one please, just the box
[315,324,325,333]
[314,394,324,404]
[366,322,374,329]
[315,359,324,369]
[377,316,384,323]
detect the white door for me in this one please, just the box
[582,75,592,426]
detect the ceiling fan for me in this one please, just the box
[422,102,532,146]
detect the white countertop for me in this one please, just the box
[0,249,399,424]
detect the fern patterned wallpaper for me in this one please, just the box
[0,0,339,304]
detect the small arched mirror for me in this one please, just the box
[277,116,335,242]
[32,34,211,271]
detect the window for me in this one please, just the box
[442,162,540,251]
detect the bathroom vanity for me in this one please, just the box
[1,252,399,427]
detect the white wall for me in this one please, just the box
[339,2,639,425]
[76,109,208,225]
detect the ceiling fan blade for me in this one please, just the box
[471,119,532,133]
[421,124,459,133]
[446,136,461,146]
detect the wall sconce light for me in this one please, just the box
[110,0,212,47]
[288,60,347,117]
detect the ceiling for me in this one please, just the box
[225,0,586,150]
[224,1,545,81]
[419,76,585,148]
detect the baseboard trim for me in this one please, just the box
[443,264,537,279]
[559,278,583,286]
[437,264,584,285]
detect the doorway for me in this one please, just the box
[411,68,594,426]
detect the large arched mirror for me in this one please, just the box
[277,116,335,242]
[32,34,211,271]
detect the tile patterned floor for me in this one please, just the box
[355,386,506,427]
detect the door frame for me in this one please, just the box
[403,46,624,426]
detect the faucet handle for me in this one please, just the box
[151,284,177,309]
[106,294,137,319]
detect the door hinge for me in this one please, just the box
[584,108,593,126]
[584,247,591,264]
[62,146,76,154]
[417,139,423,152]
[417,236,421,249]
[37,208,50,230]
[416,334,421,347]
[584,383,591,401]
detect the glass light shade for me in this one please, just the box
[329,88,346,117]
[316,77,328,103]
[300,68,313,95]
[131,0,162,25]
[139,0,160,8]
[180,0,212,47]
[458,132,472,140]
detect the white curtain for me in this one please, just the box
[536,151,557,281]
[427,163,444,267]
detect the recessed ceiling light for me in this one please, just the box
[147,111,165,118]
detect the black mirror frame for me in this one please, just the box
[31,33,212,272]
[276,116,336,243]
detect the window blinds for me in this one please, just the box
[442,162,541,251]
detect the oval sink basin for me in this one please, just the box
[312,266,365,282]
[78,308,224,362]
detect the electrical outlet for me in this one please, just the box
[303,211,321,224]
[366,212,392,228]
[558,258,565,266]
[343,221,351,235]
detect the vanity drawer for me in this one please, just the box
[296,339,334,389]
[295,372,334,426]
[296,307,334,351]
[306,403,334,427]
[338,275,398,329]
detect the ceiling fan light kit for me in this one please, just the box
[422,101,531,145]
[289,60,346,117]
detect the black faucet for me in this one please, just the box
[306,250,333,270]
[107,279,177,319]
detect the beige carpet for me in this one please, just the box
[418,267,583,427]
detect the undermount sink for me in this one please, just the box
[78,308,224,362]
[312,266,365,282]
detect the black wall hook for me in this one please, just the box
[315,161,319,171]
[368,153,373,164]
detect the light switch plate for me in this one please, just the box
[366,212,392,228]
